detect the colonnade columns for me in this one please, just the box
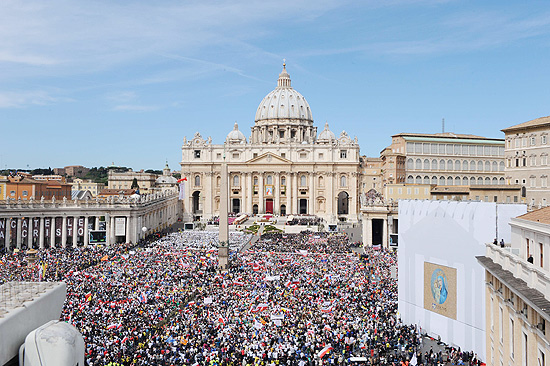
[309,174,315,215]
[72,217,78,248]
[110,215,116,245]
[39,217,45,249]
[205,172,213,217]
[84,216,89,246]
[274,173,280,215]
[105,214,111,246]
[50,218,56,247]
[16,218,22,249]
[61,216,67,248]
[382,217,388,248]
[258,174,264,214]
[28,218,33,248]
[365,217,372,247]
[287,173,293,215]
[126,216,131,243]
[5,218,11,250]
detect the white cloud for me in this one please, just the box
[0,90,70,108]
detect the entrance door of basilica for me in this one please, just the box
[265,199,274,214]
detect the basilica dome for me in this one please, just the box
[317,122,336,142]
[254,65,313,126]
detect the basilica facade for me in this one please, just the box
[180,65,361,223]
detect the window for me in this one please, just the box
[22,190,28,196]
[340,150,347,159]
[543,135,547,144]
[424,159,430,169]
[194,175,201,186]
[540,242,544,268]
[340,175,347,187]
[253,153,258,158]
[194,150,201,158]
[455,160,461,170]
[300,152,307,159]
[407,175,413,184]
[447,160,453,171]
[407,159,414,170]
[281,177,286,186]
[232,153,240,159]
[253,176,258,185]
[266,175,273,185]
[432,159,438,170]
[499,307,503,343]
[279,131,284,138]
[510,318,515,358]
[542,155,548,165]
[416,159,422,170]
[281,153,286,159]
[531,137,536,145]
[318,153,324,160]
[300,175,306,186]
[233,175,239,186]
[216,153,221,159]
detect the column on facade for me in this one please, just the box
[5,218,11,251]
[382,217,388,248]
[350,173,358,217]
[72,217,78,248]
[292,173,298,215]
[309,174,315,215]
[126,215,131,243]
[205,172,213,217]
[39,217,45,249]
[105,214,111,245]
[258,174,264,214]
[287,173,292,214]
[50,217,56,247]
[61,216,67,248]
[84,216,89,246]
[241,173,247,215]
[28,217,33,249]
[327,172,334,220]
[247,173,253,214]
[274,173,280,215]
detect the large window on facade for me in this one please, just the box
[233,175,239,186]
[340,175,347,187]
[266,175,273,185]
[194,175,201,186]
[301,175,307,187]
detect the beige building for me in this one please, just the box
[108,169,157,193]
[381,132,506,187]
[477,207,550,366]
[431,184,523,203]
[71,178,106,197]
[359,157,383,193]
[384,183,432,201]
[180,65,361,223]
[502,116,550,207]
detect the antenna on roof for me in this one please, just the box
[442,118,445,133]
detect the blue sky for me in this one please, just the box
[1,0,550,171]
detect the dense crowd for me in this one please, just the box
[285,216,322,226]
[0,228,483,365]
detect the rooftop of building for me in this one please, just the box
[98,189,137,196]
[516,206,550,225]
[392,132,504,143]
[502,115,550,133]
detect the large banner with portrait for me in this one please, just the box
[424,262,457,320]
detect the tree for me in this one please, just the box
[131,178,140,189]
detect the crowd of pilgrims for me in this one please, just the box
[0,228,483,366]
[285,216,323,226]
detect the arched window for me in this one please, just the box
[477,161,483,171]
[266,175,273,185]
[462,177,468,185]
[440,159,446,171]
[195,175,201,186]
[340,175,347,187]
[415,176,422,184]
[463,160,468,171]
[233,175,239,186]
[485,177,491,185]
[281,176,286,186]
[455,160,461,170]
[431,176,437,184]
[432,159,438,170]
[499,177,505,185]
[439,176,446,185]
[216,176,221,187]
[407,175,414,184]
[415,159,422,170]
[424,159,430,170]
[448,176,454,185]
[301,175,307,187]
[485,161,491,171]
[499,161,505,171]
[470,160,476,171]
[447,160,453,171]
[492,177,498,184]
[318,176,324,187]
[477,177,483,185]
[407,158,414,170]
[492,161,498,172]
[423,176,430,184]
[254,176,258,186]
[455,177,461,185]
[470,177,475,185]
